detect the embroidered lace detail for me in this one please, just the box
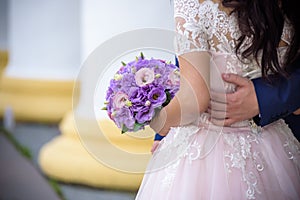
[184,140,202,164]
[175,0,242,54]
[157,125,200,156]
[157,125,200,189]
[161,160,181,190]
[279,121,300,172]
[174,0,293,79]
[175,0,293,53]
[223,133,263,199]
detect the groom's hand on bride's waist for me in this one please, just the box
[209,73,259,126]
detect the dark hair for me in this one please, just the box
[222,0,300,79]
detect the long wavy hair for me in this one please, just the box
[222,0,300,78]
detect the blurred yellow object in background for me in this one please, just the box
[0,76,74,122]
[39,111,155,191]
[0,50,8,77]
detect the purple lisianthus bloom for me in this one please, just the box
[129,84,156,111]
[109,79,122,93]
[153,67,167,85]
[134,59,150,71]
[135,105,155,124]
[129,86,148,105]
[105,87,114,101]
[120,73,135,92]
[149,58,165,68]
[148,86,167,108]
[114,107,135,130]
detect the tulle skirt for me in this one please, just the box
[135,120,300,200]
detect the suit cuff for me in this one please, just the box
[154,133,165,141]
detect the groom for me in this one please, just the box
[209,58,300,140]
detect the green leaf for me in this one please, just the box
[162,90,172,107]
[101,107,107,110]
[133,123,144,132]
[121,61,126,66]
[121,124,129,134]
[140,52,144,59]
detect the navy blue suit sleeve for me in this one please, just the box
[252,59,300,126]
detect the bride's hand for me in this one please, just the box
[151,140,160,154]
[149,109,169,136]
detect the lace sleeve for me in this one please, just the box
[174,0,209,55]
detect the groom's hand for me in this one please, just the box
[294,108,300,115]
[209,73,260,126]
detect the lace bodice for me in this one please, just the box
[174,0,293,80]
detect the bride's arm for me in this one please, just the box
[150,0,211,136]
[150,51,210,136]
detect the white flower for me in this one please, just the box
[135,68,155,86]
[113,92,129,109]
[169,69,180,85]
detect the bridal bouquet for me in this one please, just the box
[103,53,180,133]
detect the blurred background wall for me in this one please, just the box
[0,0,175,191]
[6,0,81,80]
[0,0,174,122]
[0,0,8,75]
[0,0,8,50]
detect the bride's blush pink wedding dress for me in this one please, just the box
[135,0,300,199]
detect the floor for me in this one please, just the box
[1,122,137,200]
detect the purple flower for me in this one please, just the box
[148,86,167,108]
[120,73,135,92]
[134,59,150,71]
[135,105,155,124]
[129,86,149,107]
[105,87,114,101]
[114,107,135,129]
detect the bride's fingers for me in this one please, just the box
[151,141,160,154]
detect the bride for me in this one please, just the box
[135,0,300,199]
